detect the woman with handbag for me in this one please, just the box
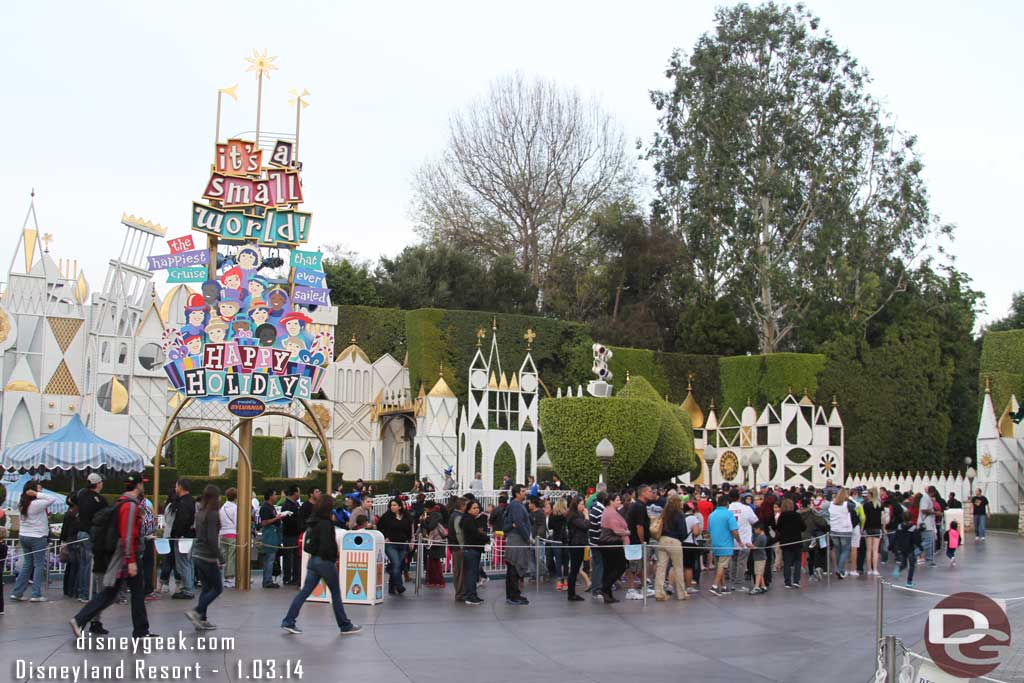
[654,495,688,601]
[598,494,630,604]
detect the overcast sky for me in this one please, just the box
[1,1,1020,327]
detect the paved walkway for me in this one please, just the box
[1,533,1022,683]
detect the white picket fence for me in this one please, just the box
[843,471,972,501]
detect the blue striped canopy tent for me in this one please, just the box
[0,474,69,514]
[0,414,146,474]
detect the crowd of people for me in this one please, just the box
[0,470,994,638]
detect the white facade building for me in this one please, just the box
[975,381,1024,514]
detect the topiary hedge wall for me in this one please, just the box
[334,305,406,362]
[979,330,1024,413]
[172,432,210,477]
[493,443,517,488]
[719,353,827,416]
[539,397,660,490]
[252,436,283,478]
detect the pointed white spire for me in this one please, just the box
[978,381,999,440]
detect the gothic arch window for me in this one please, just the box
[474,442,483,476]
[525,444,533,477]
[117,343,128,365]
[100,342,111,363]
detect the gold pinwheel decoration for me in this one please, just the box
[218,84,239,101]
[289,88,310,108]
[245,49,278,80]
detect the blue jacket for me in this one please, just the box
[503,499,532,542]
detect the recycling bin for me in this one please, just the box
[300,528,385,605]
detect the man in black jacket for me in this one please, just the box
[74,473,108,603]
[281,486,303,585]
[170,479,196,599]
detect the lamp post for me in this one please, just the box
[749,450,763,490]
[703,444,718,489]
[966,466,977,509]
[740,453,750,487]
[596,438,615,486]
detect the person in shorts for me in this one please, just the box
[706,495,740,596]
[750,523,768,595]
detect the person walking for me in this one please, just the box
[460,500,488,605]
[828,488,854,579]
[70,475,155,639]
[280,486,302,586]
[970,488,989,541]
[502,485,531,605]
[218,488,238,589]
[169,479,196,599]
[564,497,590,601]
[654,495,688,601]
[776,498,805,588]
[186,485,223,630]
[918,487,938,567]
[73,473,107,603]
[377,498,413,595]
[281,494,362,636]
[598,494,630,604]
[11,481,55,602]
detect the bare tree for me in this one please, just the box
[412,73,634,288]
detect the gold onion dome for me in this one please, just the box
[680,383,705,429]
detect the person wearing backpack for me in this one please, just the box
[280,494,361,636]
[70,475,155,639]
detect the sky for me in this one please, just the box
[1,1,1020,327]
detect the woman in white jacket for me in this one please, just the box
[828,488,854,580]
[12,482,55,601]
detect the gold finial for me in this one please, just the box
[802,387,809,397]
[351,334,357,344]
[523,328,536,349]
[218,84,239,101]
[832,395,838,407]
[245,48,279,80]
[709,398,716,410]
[747,397,752,406]
[41,233,53,252]
[476,328,486,348]
[491,316,497,331]
[985,376,991,394]
[625,369,631,383]
[788,385,793,395]
[439,362,444,377]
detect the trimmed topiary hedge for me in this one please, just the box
[719,353,826,416]
[252,436,283,478]
[172,432,210,477]
[618,376,691,481]
[493,443,517,488]
[334,305,406,362]
[978,330,1024,413]
[539,397,660,490]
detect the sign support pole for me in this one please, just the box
[236,417,254,591]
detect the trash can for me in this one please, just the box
[339,530,385,605]
[300,528,385,605]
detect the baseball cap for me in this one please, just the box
[123,474,150,488]
[86,473,103,485]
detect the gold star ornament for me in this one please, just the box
[245,49,279,79]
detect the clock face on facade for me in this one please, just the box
[719,450,739,480]
[519,373,538,393]
[470,369,488,390]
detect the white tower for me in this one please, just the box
[415,369,459,486]
[976,380,1024,513]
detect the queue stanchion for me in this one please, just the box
[535,539,542,595]
[642,542,648,607]
[826,534,831,587]
[415,541,423,595]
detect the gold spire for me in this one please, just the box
[625,369,631,383]
[429,375,455,398]
[985,376,991,394]
[351,334,357,344]
[491,316,497,331]
[499,371,509,391]
[509,373,519,392]
[476,328,486,348]
[832,395,838,407]
[799,388,814,406]
[488,371,498,389]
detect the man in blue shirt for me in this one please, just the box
[707,494,741,596]
[503,485,532,605]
